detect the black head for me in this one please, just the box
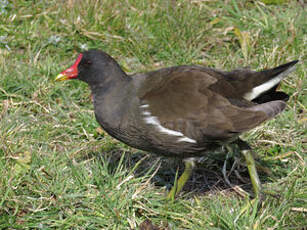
[55,49,127,86]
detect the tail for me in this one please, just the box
[249,100,286,119]
[243,60,299,101]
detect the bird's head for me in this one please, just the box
[55,49,125,86]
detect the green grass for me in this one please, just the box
[0,0,306,229]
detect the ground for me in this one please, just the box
[0,0,306,229]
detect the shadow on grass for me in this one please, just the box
[80,144,275,198]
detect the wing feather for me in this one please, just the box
[137,66,269,141]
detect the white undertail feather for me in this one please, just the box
[141,107,197,144]
[243,65,296,101]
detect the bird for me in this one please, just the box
[55,49,298,200]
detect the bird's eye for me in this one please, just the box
[83,60,92,67]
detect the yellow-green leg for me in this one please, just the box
[242,150,261,197]
[226,140,262,197]
[167,158,195,201]
[235,149,262,218]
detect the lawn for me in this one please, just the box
[0,0,306,229]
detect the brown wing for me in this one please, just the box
[137,66,269,141]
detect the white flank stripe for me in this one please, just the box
[143,110,196,143]
[143,116,159,125]
[144,115,184,136]
[140,104,149,108]
[156,123,186,137]
[243,65,296,101]
[178,137,197,143]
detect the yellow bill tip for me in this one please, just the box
[55,73,69,82]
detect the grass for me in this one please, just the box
[0,0,306,229]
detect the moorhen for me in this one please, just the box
[55,50,298,199]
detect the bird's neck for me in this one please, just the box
[90,75,133,129]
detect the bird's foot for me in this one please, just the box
[167,158,195,201]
